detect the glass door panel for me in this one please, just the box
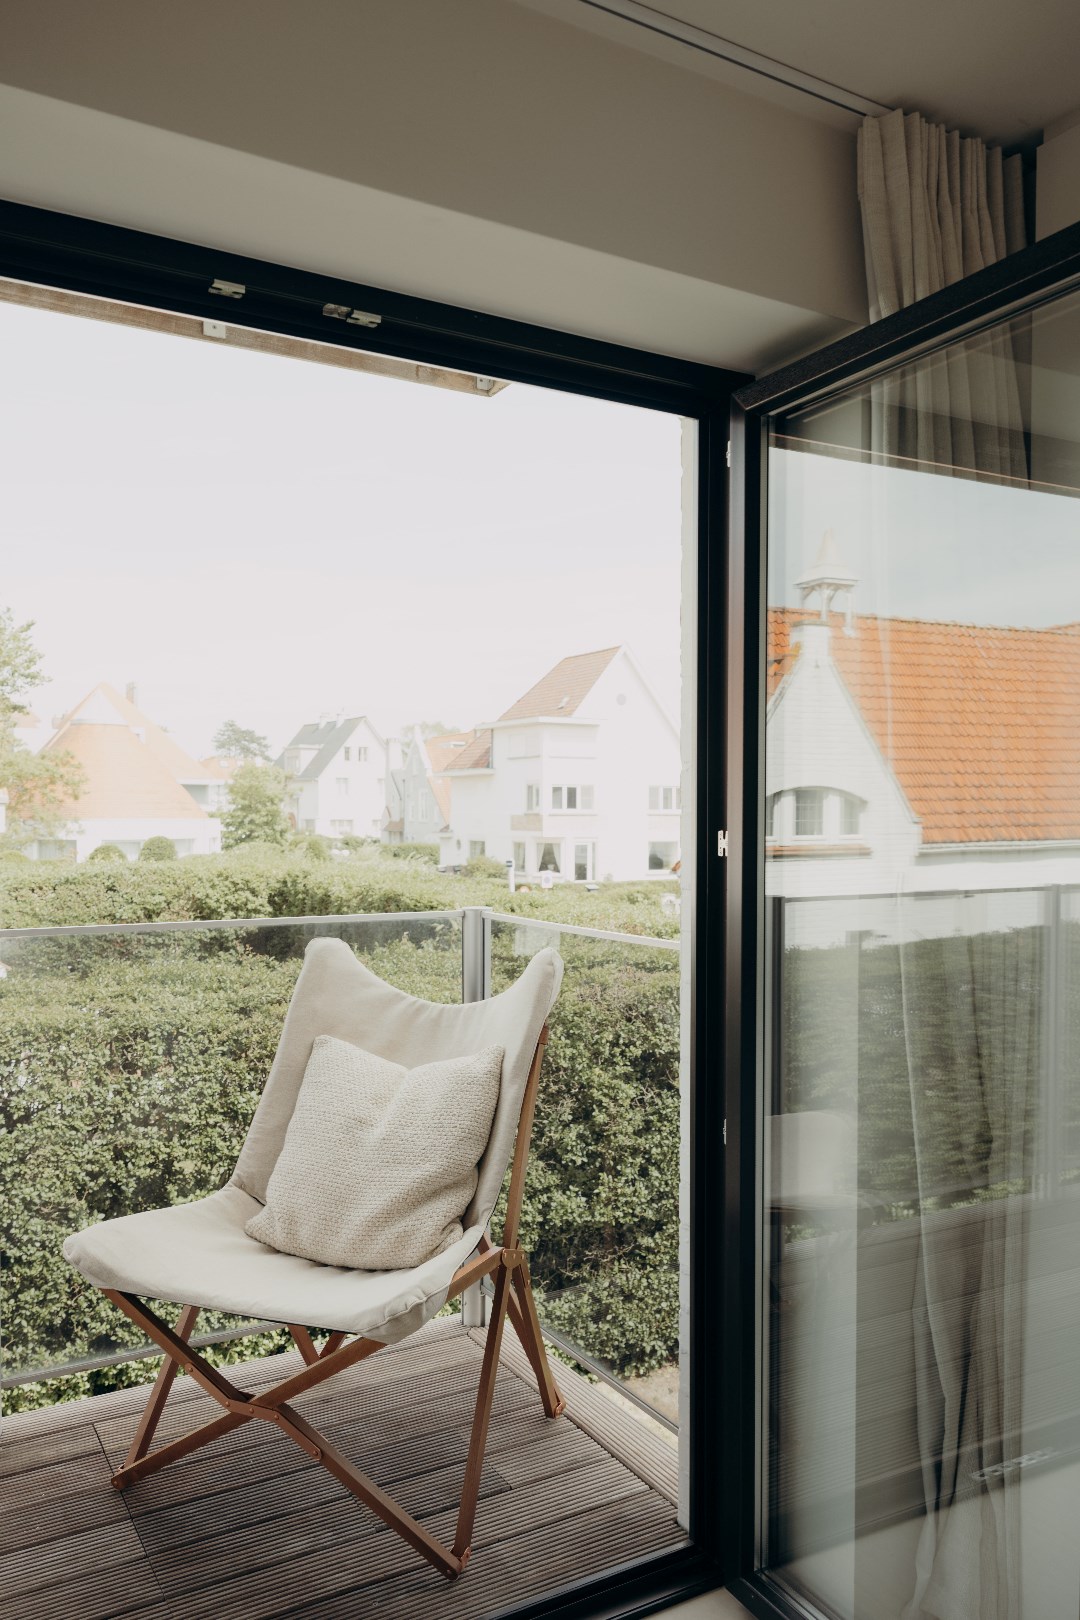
[763,286,1080,1620]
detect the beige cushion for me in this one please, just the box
[232,939,563,1233]
[245,1037,503,1270]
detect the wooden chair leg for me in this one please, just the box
[507,1257,565,1419]
[453,1263,511,1563]
[121,1302,199,1469]
[288,1324,321,1365]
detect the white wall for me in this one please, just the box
[0,0,867,372]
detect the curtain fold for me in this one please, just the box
[898,912,1038,1620]
[857,109,1029,484]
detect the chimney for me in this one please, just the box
[125,682,138,706]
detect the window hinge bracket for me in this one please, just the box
[726,439,731,469]
[323,304,383,329]
[209,278,245,299]
[717,829,729,858]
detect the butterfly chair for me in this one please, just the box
[64,937,565,1580]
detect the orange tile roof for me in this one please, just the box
[768,610,1080,845]
[94,685,225,782]
[445,730,493,772]
[498,648,619,722]
[424,732,475,818]
[44,719,209,820]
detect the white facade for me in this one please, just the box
[280,715,388,840]
[439,649,681,883]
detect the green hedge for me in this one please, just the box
[0,890,679,1407]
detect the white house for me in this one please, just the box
[25,683,225,860]
[386,729,477,847]
[766,536,1080,943]
[438,646,681,883]
[278,715,388,840]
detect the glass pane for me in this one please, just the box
[764,287,1080,1620]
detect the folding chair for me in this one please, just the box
[64,937,565,1580]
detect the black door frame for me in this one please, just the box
[0,198,748,1620]
[722,214,1080,1620]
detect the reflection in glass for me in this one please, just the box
[764,288,1080,1620]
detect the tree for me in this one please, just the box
[401,721,457,740]
[220,763,290,849]
[211,720,272,762]
[0,608,84,852]
[139,836,177,862]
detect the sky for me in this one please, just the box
[771,442,1080,627]
[0,297,684,760]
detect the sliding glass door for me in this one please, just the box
[757,277,1080,1620]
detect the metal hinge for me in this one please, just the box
[717,829,729,857]
[723,1118,727,1146]
[726,440,731,468]
[209,278,245,299]
[322,303,383,329]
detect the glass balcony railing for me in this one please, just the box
[0,907,681,1432]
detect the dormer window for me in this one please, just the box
[767,788,865,843]
[794,788,824,837]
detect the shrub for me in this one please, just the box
[139,837,176,862]
[383,842,439,864]
[289,832,331,862]
[86,843,126,864]
[461,854,508,881]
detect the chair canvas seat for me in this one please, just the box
[62,936,567,1583]
[64,1185,486,1342]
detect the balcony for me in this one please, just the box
[1,907,683,1618]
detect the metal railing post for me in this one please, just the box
[461,908,492,1327]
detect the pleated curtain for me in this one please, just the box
[857,109,1030,483]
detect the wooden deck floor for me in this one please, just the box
[0,1318,686,1620]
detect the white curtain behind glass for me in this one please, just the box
[857,109,1029,483]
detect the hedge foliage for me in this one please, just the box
[0,852,680,1408]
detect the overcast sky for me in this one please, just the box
[0,298,684,759]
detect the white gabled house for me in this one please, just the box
[278,715,388,840]
[766,535,1080,944]
[437,647,681,882]
[25,683,225,861]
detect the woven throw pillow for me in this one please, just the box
[245,1035,504,1271]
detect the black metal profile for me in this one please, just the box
[0,198,749,1620]
[724,217,1080,1620]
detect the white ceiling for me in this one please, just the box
[518,0,1080,146]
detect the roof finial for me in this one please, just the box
[795,529,858,634]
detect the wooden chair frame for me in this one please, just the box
[101,1025,562,1580]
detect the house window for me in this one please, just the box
[840,794,862,835]
[331,819,353,834]
[336,777,350,796]
[469,840,486,859]
[765,793,779,838]
[537,842,561,873]
[794,788,824,836]
[648,785,680,811]
[513,842,526,871]
[553,784,594,810]
[357,747,368,762]
[574,843,593,881]
[648,841,678,871]
[344,747,351,761]
[526,783,540,811]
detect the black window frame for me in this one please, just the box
[723,214,1080,1620]
[0,198,746,1620]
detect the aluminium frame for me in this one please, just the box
[722,213,1080,1620]
[0,197,747,1620]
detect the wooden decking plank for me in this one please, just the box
[119,1373,533,1518]
[487,1327,680,1504]
[0,1480,131,1556]
[161,1455,645,1620]
[98,1338,482,1467]
[133,1401,553,1555]
[149,1459,508,1596]
[0,1548,165,1620]
[0,1419,103,1478]
[296,1490,686,1620]
[0,1517,146,1601]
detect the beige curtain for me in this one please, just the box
[857,109,1029,483]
